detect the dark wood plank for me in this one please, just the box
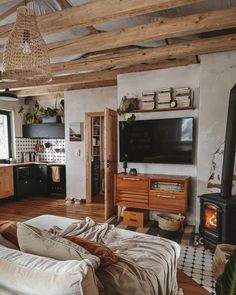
[0,196,105,223]
[177,270,212,295]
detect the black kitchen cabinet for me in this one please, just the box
[48,165,66,196]
[23,123,65,138]
[14,166,34,197]
[14,164,66,197]
[33,165,48,195]
[14,164,48,197]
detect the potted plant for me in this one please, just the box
[18,98,43,124]
[117,96,139,123]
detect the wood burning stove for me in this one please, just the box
[199,84,236,249]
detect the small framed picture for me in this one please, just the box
[69,122,83,141]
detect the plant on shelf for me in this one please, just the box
[117,96,139,123]
[18,97,43,124]
[18,97,64,124]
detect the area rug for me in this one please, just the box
[109,218,195,245]
[177,245,215,294]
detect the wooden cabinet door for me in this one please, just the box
[0,167,14,198]
[104,108,117,220]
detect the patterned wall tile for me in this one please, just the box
[15,138,65,163]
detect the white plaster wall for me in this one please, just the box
[117,64,200,224]
[64,86,117,199]
[196,50,236,228]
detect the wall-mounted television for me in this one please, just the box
[119,117,194,164]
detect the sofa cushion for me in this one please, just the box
[65,236,118,267]
[0,220,18,247]
[17,222,100,267]
[0,245,100,295]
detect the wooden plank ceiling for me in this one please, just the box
[0,0,235,98]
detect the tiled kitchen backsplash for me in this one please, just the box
[15,138,65,163]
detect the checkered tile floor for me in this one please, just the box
[178,246,215,294]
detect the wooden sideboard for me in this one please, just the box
[114,173,190,220]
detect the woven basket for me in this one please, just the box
[213,244,236,279]
[157,213,185,232]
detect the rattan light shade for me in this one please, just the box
[2,7,51,83]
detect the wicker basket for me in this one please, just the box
[157,213,185,232]
[213,244,236,279]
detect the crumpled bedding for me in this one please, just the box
[49,217,180,295]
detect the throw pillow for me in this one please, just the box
[0,220,18,247]
[17,222,100,269]
[65,236,118,267]
[0,244,100,295]
[0,233,18,250]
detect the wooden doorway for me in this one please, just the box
[85,109,117,220]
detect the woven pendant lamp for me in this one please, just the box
[2,6,51,84]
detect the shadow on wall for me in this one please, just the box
[208,142,236,194]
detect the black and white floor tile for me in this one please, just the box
[178,246,215,294]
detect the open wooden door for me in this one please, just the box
[104,108,117,220]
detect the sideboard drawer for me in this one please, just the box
[149,191,186,212]
[123,208,148,227]
[117,176,148,192]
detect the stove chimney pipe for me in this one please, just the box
[221,84,236,199]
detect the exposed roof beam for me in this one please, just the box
[32,92,64,100]
[8,57,197,96]
[46,7,236,59]
[49,34,236,75]
[15,80,118,97]
[56,0,72,9]
[0,0,26,22]
[0,0,203,44]
[0,0,14,4]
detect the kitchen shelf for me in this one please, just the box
[131,106,193,113]
[23,123,65,138]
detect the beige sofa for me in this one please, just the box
[0,214,181,295]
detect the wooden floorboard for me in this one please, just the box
[0,195,105,223]
[0,196,211,294]
[177,270,211,295]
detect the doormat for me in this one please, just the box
[178,245,215,294]
[109,218,195,246]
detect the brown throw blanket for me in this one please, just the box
[49,217,180,295]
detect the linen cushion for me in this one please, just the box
[17,222,100,266]
[65,235,118,267]
[0,245,100,295]
[0,220,18,247]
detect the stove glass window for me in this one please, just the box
[204,204,218,230]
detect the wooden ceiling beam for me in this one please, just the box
[0,0,26,22]
[49,34,236,75]
[46,7,236,59]
[56,0,72,9]
[0,0,203,44]
[15,80,118,97]
[9,57,197,96]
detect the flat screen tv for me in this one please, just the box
[119,117,194,164]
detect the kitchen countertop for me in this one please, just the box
[0,162,65,167]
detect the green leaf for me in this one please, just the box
[216,248,236,295]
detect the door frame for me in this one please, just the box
[85,112,104,204]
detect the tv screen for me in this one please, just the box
[119,117,194,164]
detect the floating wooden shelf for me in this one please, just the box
[132,106,193,113]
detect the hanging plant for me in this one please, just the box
[117,96,139,122]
